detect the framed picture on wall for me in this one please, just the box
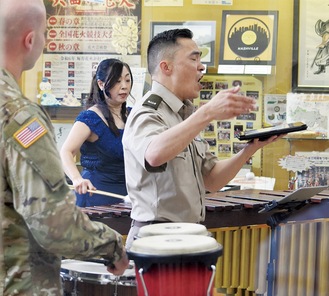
[292,0,329,93]
[52,121,73,152]
[150,21,216,66]
[219,10,278,66]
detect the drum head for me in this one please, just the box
[138,223,208,238]
[130,234,219,255]
[128,235,223,271]
[61,260,109,274]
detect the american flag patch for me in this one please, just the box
[14,118,47,148]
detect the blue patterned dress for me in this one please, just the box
[75,110,127,207]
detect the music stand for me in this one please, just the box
[258,186,328,296]
[258,185,328,227]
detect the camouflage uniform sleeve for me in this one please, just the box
[3,103,125,264]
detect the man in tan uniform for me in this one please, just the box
[0,0,129,295]
[123,28,282,249]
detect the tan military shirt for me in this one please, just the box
[123,81,217,223]
[0,69,125,296]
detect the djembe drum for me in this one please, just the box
[127,234,222,296]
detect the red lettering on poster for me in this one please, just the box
[106,0,136,9]
[49,30,57,38]
[106,0,116,8]
[118,0,135,8]
[48,42,57,51]
[48,16,57,26]
[69,0,81,5]
[51,0,68,7]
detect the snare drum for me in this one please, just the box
[137,222,210,238]
[127,234,223,296]
[60,259,137,296]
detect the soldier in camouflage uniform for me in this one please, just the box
[0,0,129,295]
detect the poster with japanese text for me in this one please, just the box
[43,0,141,101]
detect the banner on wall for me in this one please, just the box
[43,0,141,100]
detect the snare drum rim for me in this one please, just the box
[60,267,113,285]
[60,259,137,286]
[60,260,115,285]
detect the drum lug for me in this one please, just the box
[113,277,119,296]
[138,268,149,296]
[60,272,78,296]
[207,265,216,296]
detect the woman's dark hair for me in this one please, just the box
[84,58,134,136]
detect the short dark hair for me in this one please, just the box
[147,28,193,75]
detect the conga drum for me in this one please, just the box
[127,234,223,296]
[137,222,210,238]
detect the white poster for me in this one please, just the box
[286,92,329,137]
[264,94,286,126]
[42,54,142,101]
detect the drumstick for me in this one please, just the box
[68,185,125,200]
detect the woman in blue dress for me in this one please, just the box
[60,59,133,206]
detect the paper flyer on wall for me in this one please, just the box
[286,92,329,137]
[264,94,287,126]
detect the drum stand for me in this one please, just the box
[113,277,119,296]
[60,273,78,296]
[60,275,121,296]
[264,199,310,296]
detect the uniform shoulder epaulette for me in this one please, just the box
[142,94,162,110]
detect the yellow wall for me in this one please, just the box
[23,0,296,189]
[141,0,295,189]
[141,0,294,85]
[25,0,295,98]
[21,56,43,102]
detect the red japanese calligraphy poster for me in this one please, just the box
[42,0,141,100]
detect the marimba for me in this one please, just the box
[81,189,329,296]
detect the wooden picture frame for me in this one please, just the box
[219,10,278,66]
[151,21,216,66]
[52,121,73,152]
[292,0,329,93]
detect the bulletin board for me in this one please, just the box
[194,74,263,169]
